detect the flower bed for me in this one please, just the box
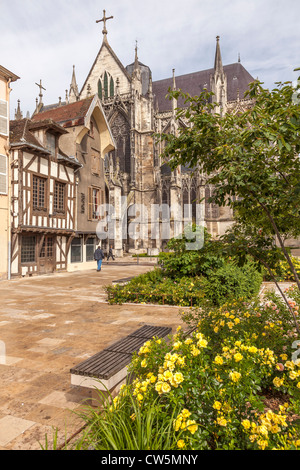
[72,291,300,451]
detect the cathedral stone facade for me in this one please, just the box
[31,12,256,257]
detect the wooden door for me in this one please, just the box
[38,235,56,274]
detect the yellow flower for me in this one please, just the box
[214,326,219,333]
[227,321,234,329]
[181,409,191,419]
[229,371,241,382]
[177,439,185,449]
[241,419,251,430]
[191,347,200,356]
[161,382,171,393]
[186,419,198,434]
[289,370,298,380]
[173,341,182,350]
[173,372,184,384]
[197,338,208,348]
[214,355,224,365]
[141,359,147,368]
[273,377,284,387]
[213,401,222,410]
[216,417,227,427]
[234,353,243,362]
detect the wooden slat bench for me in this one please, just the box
[70,325,172,402]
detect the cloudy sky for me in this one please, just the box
[2,0,299,118]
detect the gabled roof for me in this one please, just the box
[32,97,94,127]
[9,118,81,168]
[0,65,20,82]
[79,40,131,97]
[152,62,255,112]
[10,119,49,152]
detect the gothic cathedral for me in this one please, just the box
[35,11,256,257]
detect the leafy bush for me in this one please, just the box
[201,261,263,306]
[158,226,226,278]
[106,269,207,307]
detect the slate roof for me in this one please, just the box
[152,62,255,112]
[32,97,94,127]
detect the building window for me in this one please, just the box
[98,79,102,100]
[0,100,8,136]
[110,77,114,97]
[98,72,114,100]
[0,154,7,194]
[71,237,82,263]
[33,176,47,211]
[40,237,53,258]
[88,186,103,220]
[104,72,108,98]
[54,182,66,213]
[21,236,36,263]
[46,133,56,155]
[86,238,96,261]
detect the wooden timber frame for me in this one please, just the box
[10,118,81,277]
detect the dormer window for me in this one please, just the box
[46,132,56,156]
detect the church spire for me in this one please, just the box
[132,41,142,82]
[214,36,224,75]
[69,65,79,103]
[14,99,23,120]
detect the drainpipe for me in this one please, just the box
[7,78,12,280]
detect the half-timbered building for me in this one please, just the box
[31,94,115,271]
[9,118,81,277]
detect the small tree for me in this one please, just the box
[157,71,300,332]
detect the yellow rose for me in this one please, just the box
[241,419,251,430]
[177,439,185,449]
[173,372,184,384]
[161,382,171,393]
[214,355,224,365]
[234,353,243,362]
[213,401,222,410]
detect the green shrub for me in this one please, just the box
[201,261,263,306]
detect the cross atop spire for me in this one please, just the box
[35,79,46,105]
[96,9,114,42]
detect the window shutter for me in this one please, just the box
[0,154,7,194]
[0,100,8,136]
[88,187,93,221]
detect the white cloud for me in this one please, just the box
[2,0,299,118]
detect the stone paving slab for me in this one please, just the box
[0,264,184,450]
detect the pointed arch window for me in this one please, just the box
[98,71,115,100]
[110,77,114,97]
[104,72,108,99]
[98,79,102,100]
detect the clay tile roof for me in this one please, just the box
[152,62,255,112]
[31,97,94,127]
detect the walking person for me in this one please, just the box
[94,245,104,272]
[107,245,115,262]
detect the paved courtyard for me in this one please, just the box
[0,263,184,450]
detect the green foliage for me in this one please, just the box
[201,261,263,306]
[157,74,300,311]
[158,226,225,278]
[106,269,206,307]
